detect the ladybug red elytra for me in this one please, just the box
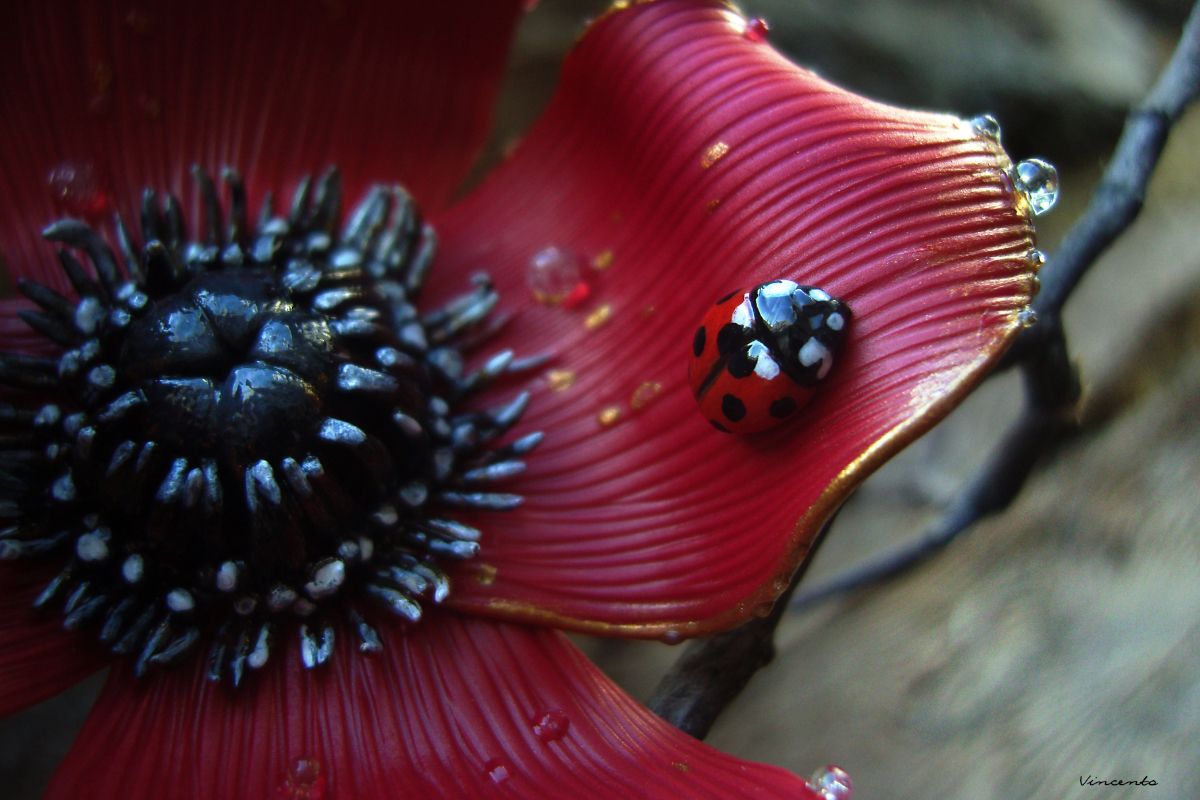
[688,279,851,434]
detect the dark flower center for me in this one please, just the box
[0,169,540,684]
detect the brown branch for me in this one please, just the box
[652,1,1200,736]
[648,520,830,738]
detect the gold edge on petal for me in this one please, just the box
[582,0,744,45]
[757,315,1030,614]
[467,311,1030,641]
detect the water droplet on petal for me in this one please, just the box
[528,246,590,308]
[484,758,512,784]
[532,709,570,743]
[969,113,1001,143]
[47,162,112,218]
[275,758,327,800]
[1013,158,1059,215]
[1017,308,1038,328]
[744,17,770,42]
[809,764,853,800]
[661,628,683,644]
[1028,249,1046,272]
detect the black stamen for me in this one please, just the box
[0,168,539,682]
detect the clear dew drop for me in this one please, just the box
[1017,307,1038,328]
[744,17,770,42]
[809,764,853,800]
[661,628,684,644]
[969,114,1002,143]
[274,758,327,800]
[484,758,512,785]
[47,161,112,218]
[532,709,570,743]
[1013,158,1059,215]
[1028,249,1047,272]
[528,246,590,308]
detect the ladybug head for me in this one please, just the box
[752,279,851,385]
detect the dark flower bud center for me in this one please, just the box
[121,270,338,459]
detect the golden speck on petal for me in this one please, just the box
[137,94,162,119]
[706,198,722,214]
[476,564,498,586]
[701,141,730,168]
[592,249,614,271]
[597,405,623,427]
[641,305,656,318]
[88,62,113,111]
[630,381,662,410]
[546,369,577,392]
[672,761,690,773]
[584,303,613,331]
[124,8,153,34]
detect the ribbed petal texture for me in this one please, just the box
[435,0,1039,635]
[48,613,820,799]
[0,0,524,288]
[0,562,107,716]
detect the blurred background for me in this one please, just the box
[4,1,1199,797]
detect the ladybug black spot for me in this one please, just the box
[716,323,741,356]
[692,326,706,358]
[769,396,798,419]
[727,346,755,379]
[721,393,746,422]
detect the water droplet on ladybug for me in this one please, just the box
[528,246,590,308]
[1013,158,1059,215]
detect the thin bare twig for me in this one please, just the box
[791,0,1200,610]
[652,2,1200,735]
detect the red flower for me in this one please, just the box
[0,1,1043,797]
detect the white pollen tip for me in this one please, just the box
[122,554,144,584]
[166,588,195,613]
[216,561,239,592]
[75,533,109,562]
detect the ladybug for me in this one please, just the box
[689,279,851,434]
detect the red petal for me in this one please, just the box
[0,0,524,285]
[434,1,1038,634]
[49,613,821,799]
[0,561,107,716]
